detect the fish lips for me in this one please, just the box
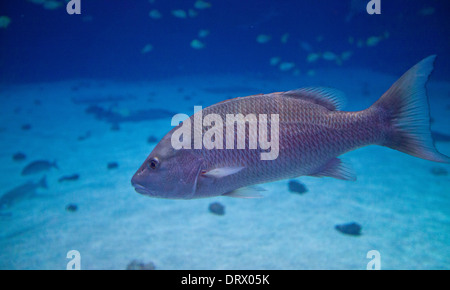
[132,183,154,196]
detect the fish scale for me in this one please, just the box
[132,56,450,199]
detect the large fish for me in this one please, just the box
[131,56,449,199]
[0,177,47,209]
[21,160,58,176]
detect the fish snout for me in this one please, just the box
[131,175,153,196]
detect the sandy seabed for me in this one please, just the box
[0,68,449,270]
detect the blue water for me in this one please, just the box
[0,0,449,270]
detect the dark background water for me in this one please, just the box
[1,0,449,83]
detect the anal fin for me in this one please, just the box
[308,158,356,181]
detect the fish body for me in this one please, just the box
[0,177,47,209]
[85,105,176,124]
[12,152,26,162]
[58,174,80,182]
[21,160,58,176]
[131,56,449,199]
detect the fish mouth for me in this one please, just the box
[132,183,154,196]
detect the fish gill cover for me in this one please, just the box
[0,0,449,271]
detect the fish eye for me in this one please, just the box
[148,157,160,170]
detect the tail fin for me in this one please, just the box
[371,55,450,163]
[52,160,59,170]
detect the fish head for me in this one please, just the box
[131,134,203,199]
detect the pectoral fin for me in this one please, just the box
[202,166,244,178]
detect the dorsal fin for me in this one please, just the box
[281,87,346,111]
[216,97,243,105]
[216,94,264,105]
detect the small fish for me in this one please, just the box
[288,180,308,194]
[335,222,362,236]
[0,16,11,29]
[279,62,295,71]
[345,0,368,22]
[190,39,205,49]
[300,41,313,52]
[12,152,26,162]
[307,69,315,77]
[72,94,134,105]
[131,56,449,199]
[21,160,58,176]
[430,167,448,176]
[188,9,198,18]
[77,131,92,141]
[85,105,176,124]
[172,9,187,19]
[194,0,211,10]
[307,53,320,63]
[419,7,435,16]
[198,29,210,38]
[280,33,289,44]
[366,36,382,47]
[65,203,78,212]
[270,57,281,66]
[43,1,62,10]
[256,34,271,44]
[149,9,162,19]
[202,86,259,95]
[209,202,225,216]
[147,135,159,144]
[322,51,337,61]
[126,260,156,270]
[107,162,119,170]
[58,174,80,183]
[0,177,47,209]
[141,44,153,54]
[340,51,353,61]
